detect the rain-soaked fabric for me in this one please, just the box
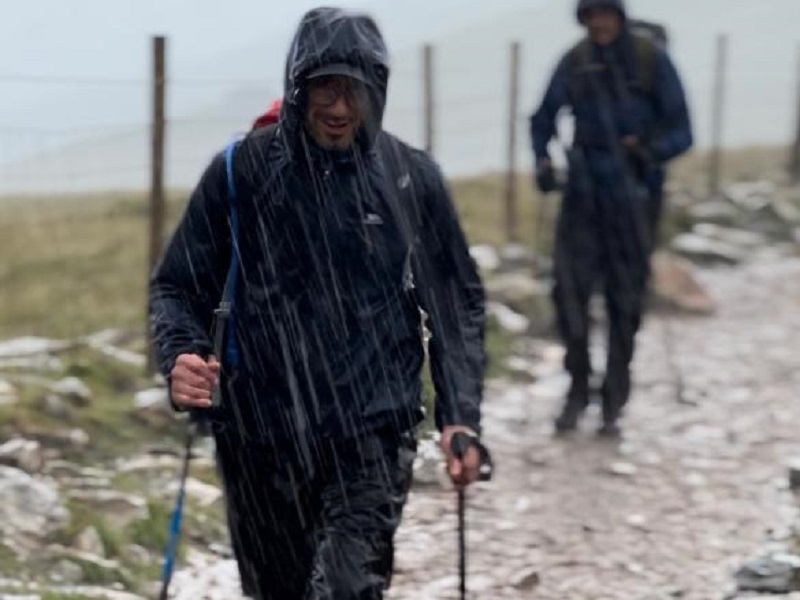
[215,427,416,600]
[149,5,486,446]
[529,27,692,417]
[552,154,651,420]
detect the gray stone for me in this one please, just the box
[693,223,768,249]
[725,181,775,211]
[0,379,18,406]
[49,559,84,584]
[51,377,92,407]
[163,477,223,507]
[671,233,746,265]
[469,245,501,272]
[38,394,72,419]
[735,552,800,593]
[66,490,147,530]
[787,458,800,491]
[116,454,183,474]
[626,514,649,531]
[43,460,84,479]
[122,544,152,566]
[46,545,121,571]
[650,251,717,315]
[487,302,530,334]
[133,387,173,427]
[0,337,72,359]
[0,439,44,474]
[0,466,70,539]
[74,526,105,557]
[687,200,739,224]
[412,437,446,489]
[510,566,540,591]
[500,243,536,268]
[485,273,546,304]
[608,462,638,477]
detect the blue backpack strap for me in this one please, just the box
[223,139,241,369]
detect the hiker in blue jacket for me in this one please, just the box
[149,7,487,600]
[530,0,692,437]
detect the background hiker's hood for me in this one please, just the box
[576,0,627,24]
[281,7,390,150]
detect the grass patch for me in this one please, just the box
[46,499,121,557]
[126,500,172,553]
[0,542,21,574]
[0,191,187,340]
[0,346,182,463]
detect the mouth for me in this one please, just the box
[321,118,351,137]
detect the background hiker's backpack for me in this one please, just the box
[628,19,668,50]
[567,18,669,100]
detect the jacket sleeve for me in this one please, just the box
[149,153,231,378]
[530,55,571,164]
[648,49,693,162]
[414,155,486,434]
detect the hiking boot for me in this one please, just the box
[596,421,622,439]
[554,382,589,434]
[554,406,582,434]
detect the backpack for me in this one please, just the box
[567,19,668,100]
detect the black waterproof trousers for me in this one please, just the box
[551,164,657,423]
[214,427,417,600]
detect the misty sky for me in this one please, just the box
[1,0,797,191]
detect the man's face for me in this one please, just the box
[584,6,623,46]
[306,75,365,150]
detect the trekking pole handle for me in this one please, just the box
[449,432,494,482]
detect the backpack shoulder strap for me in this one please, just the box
[217,123,280,369]
[565,38,594,105]
[215,138,242,369]
[567,38,592,70]
[631,33,658,96]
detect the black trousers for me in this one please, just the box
[214,428,417,600]
[551,176,657,422]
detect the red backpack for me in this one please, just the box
[251,98,282,130]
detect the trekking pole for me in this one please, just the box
[449,432,494,600]
[159,420,198,600]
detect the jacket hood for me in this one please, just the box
[576,0,627,24]
[281,7,390,151]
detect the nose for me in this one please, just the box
[325,95,351,119]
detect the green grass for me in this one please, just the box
[126,500,172,553]
[0,191,187,340]
[0,346,183,462]
[0,542,21,575]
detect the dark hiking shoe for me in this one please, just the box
[554,381,590,434]
[553,401,586,434]
[596,421,622,439]
[554,411,581,434]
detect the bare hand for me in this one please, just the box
[440,426,481,488]
[621,135,639,148]
[169,354,220,410]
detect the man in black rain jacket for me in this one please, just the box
[149,7,487,599]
